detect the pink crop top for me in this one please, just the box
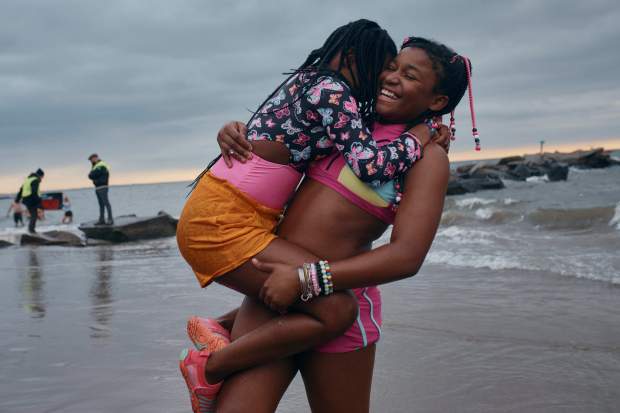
[210,155,302,210]
[308,122,407,224]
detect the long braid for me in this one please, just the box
[400,36,478,150]
[189,20,395,193]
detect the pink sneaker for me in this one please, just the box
[179,348,220,413]
[187,316,230,351]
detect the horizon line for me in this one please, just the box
[2,145,619,196]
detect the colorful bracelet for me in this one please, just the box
[425,118,439,137]
[300,264,313,302]
[316,260,333,296]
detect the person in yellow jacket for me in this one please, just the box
[88,154,113,225]
[15,168,45,233]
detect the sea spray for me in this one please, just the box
[610,202,620,230]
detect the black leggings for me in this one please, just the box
[95,187,113,222]
[25,204,38,233]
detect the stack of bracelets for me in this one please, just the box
[297,260,334,301]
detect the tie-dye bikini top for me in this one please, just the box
[308,122,407,225]
[246,71,422,186]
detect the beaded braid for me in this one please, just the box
[400,36,480,151]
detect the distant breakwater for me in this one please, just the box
[448,148,620,195]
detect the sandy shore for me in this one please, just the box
[1,241,619,412]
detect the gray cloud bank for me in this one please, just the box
[1,0,619,188]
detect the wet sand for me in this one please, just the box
[1,241,619,412]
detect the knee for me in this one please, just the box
[319,292,358,338]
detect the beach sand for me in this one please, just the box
[1,241,618,412]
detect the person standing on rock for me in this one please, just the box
[15,168,45,233]
[88,154,113,225]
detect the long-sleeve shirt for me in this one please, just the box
[246,71,422,187]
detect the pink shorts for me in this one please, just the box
[316,286,382,353]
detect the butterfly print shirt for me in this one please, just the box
[246,71,423,186]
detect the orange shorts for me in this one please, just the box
[176,172,281,287]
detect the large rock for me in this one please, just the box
[547,163,569,181]
[498,155,525,165]
[78,211,178,243]
[0,240,13,248]
[528,148,618,169]
[20,231,85,247]
[509,163,537,180]
[447,175,505,195]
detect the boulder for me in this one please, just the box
[498,155,525,165]
[20,231,85,247]
[78,211,178,243]
[456,163,475,174]
[546,163,569,181]
[509,163,536,180]
[0,240,13,248]
[42,231,85,246]
[447,175,505,195]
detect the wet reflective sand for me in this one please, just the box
[1,240,619,412]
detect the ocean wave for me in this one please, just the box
[503,198,520,205]
[441,208,522,226]
[610,202,620,230]
[426,249,620,284]
[526,174,549,183]
[527,206,616,230]
[436,226,498,245]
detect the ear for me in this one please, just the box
[429,94,449,112]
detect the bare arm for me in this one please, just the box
[254,144,449,310]
[325,143,449,288]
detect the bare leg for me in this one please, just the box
[214,308,238,333]
[205,238,358,383]
[215,296,298,413]
[299,346,376,413]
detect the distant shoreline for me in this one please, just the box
[2,147,619,198]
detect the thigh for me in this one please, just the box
[216,238,356,324]
[215,237,318,298]
[298,345,376,413]
[216,296,298,413]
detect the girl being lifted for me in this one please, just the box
[176,20,449,412]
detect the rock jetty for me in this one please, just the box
[448,148,619,195]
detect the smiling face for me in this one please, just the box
[376,47,448,123]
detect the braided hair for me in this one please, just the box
[296,19,397,124]
[400,36,470,117]
[251,19,396,125]
[190,20,397,192]
[401,36,479,150]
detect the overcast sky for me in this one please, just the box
[1,0,619,192]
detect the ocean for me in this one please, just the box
[1,165,619,412]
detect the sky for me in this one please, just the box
[1,0,620,193]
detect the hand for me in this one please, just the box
[217,121,252,167]
[431,124,452,154]
[408,123,432,147]
[252,258,301,313]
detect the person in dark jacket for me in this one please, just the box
[88,154,113,225]
[15,168,45,233]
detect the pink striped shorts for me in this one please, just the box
[315,286,382,353]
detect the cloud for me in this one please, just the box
[1,0,619,192]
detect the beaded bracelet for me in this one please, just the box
[297,267,308,301]
[297,260,335,301]
[317,260,333,296]
[300,264,313,302]
[425,118,439,138]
